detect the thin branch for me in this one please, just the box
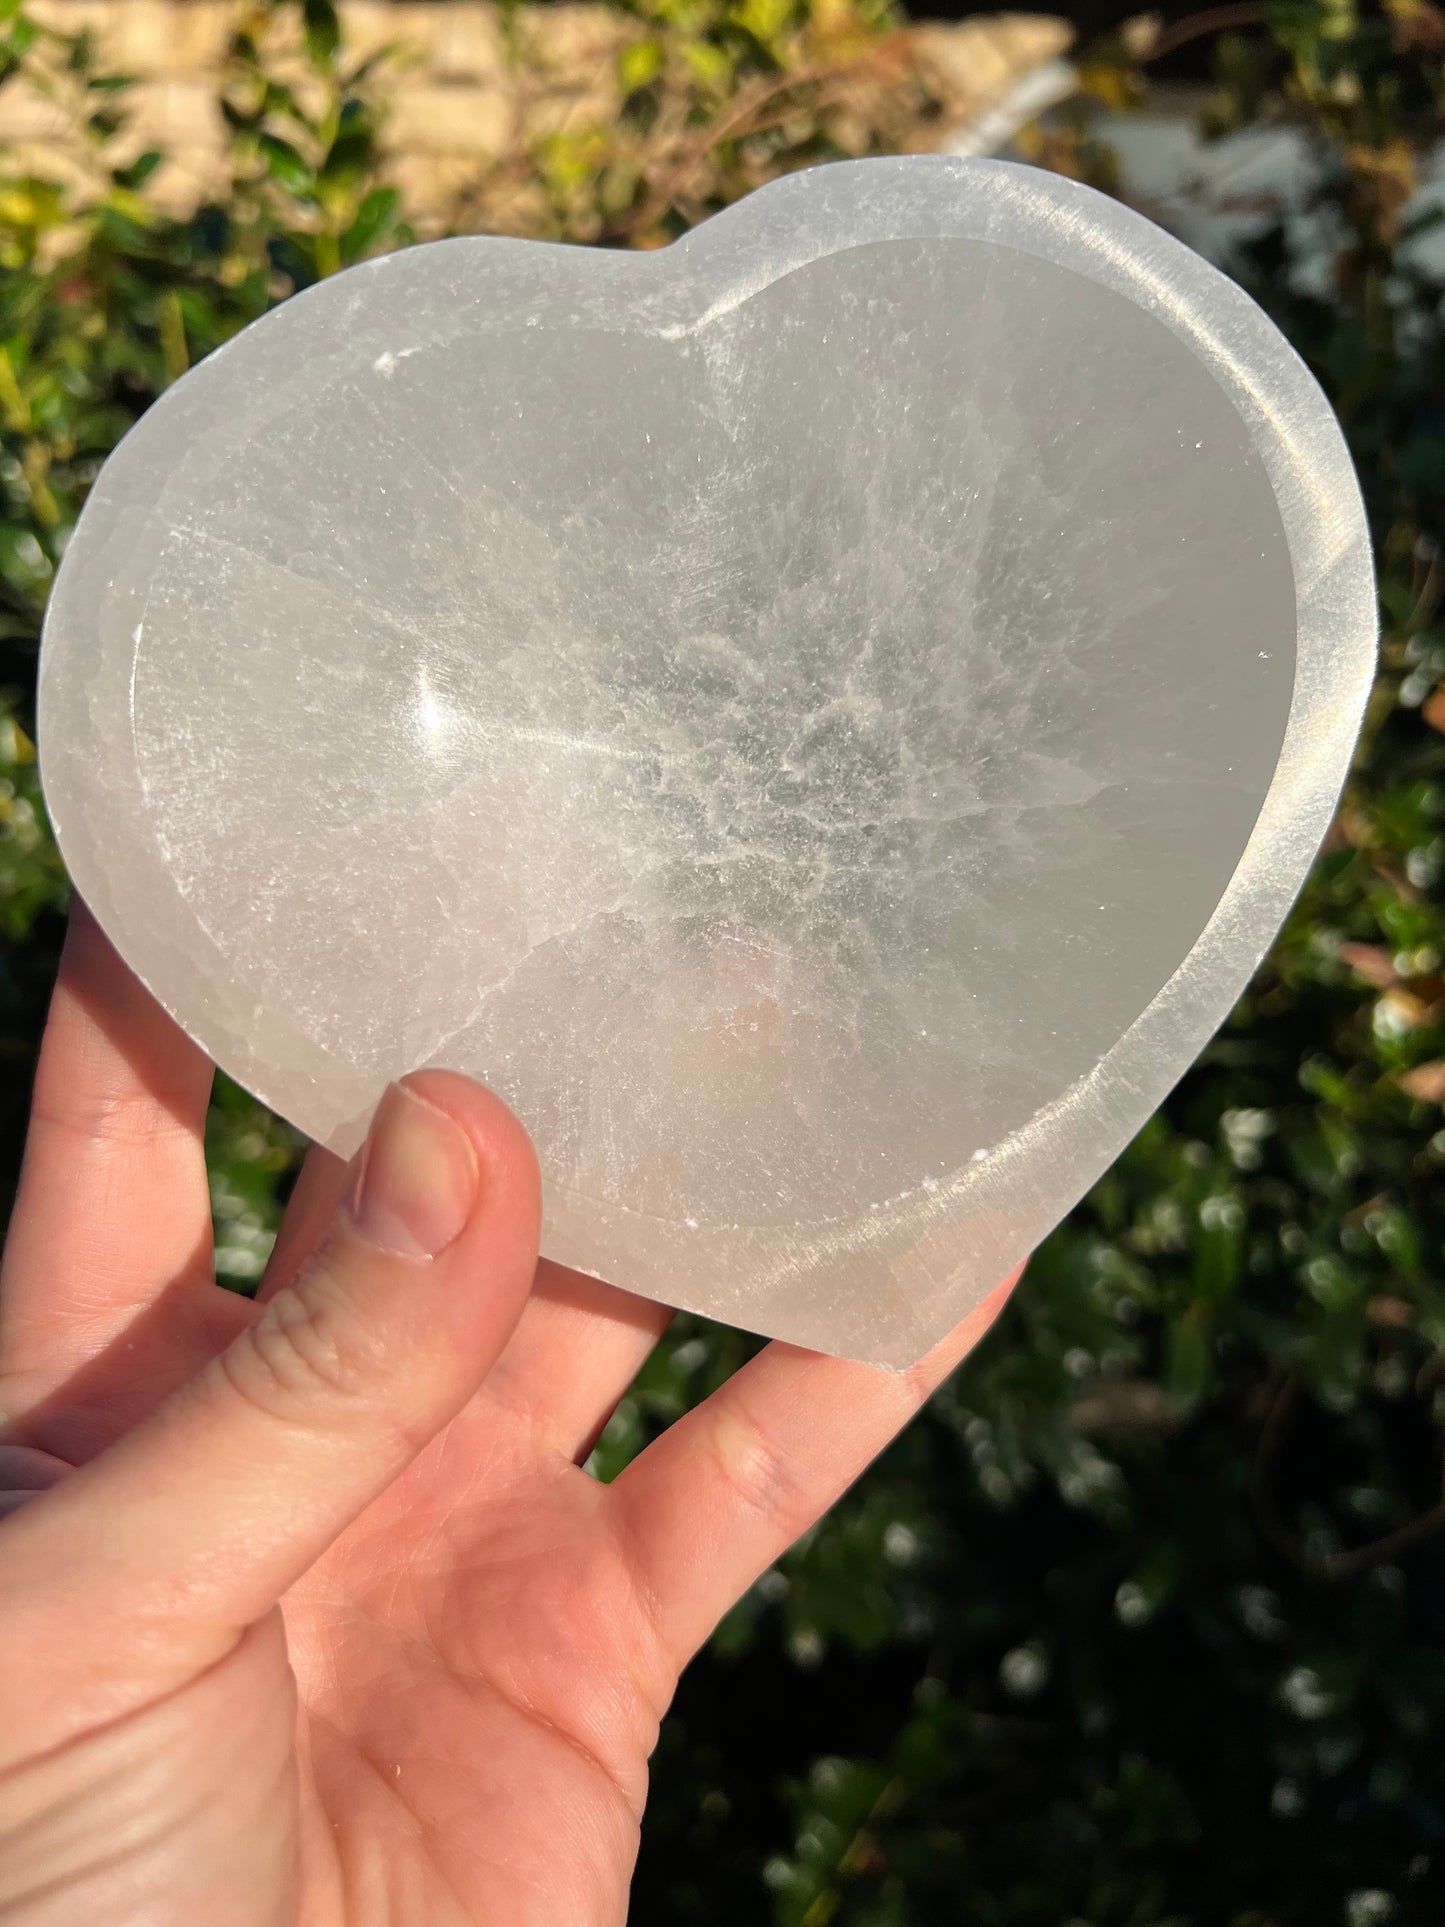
[1143,4,1266,63]
[1251,1368,1445,1581]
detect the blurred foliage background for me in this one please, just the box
[2,0,1445,1920]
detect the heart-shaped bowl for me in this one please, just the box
[38,156,1376,1366]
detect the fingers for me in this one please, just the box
[0,1071,542,1759]
[0,903,218,1407]
[483,1260,673,1462]
[262,1155,671,1465]
[0,1444,68,1519]
[254,1140,349,1304]
[612,1271,1021,1670]
[0,1445,70,1489]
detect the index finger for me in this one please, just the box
[610,1271,1020,1669]
[0,902,220,1416]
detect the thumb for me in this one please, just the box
[0,1071,541,1762]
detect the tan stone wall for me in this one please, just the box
[0,2,1072,227]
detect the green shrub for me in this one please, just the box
[3,2,1444,1920]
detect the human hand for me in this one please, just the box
[0,904,1016,1926]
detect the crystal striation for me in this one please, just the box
[37,157,1377,1366]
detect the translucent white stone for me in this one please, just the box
[38,157,1376,1366]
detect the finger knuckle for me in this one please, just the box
[30,1082,196,1151]
[705,1400,808,1533]
[218,1258,389,1429]
[900,1355,944,1410]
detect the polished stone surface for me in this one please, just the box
[38,157,1376,1365]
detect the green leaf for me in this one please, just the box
[1162,1313,1213,1407]
[1193,1192,1246,1299]
[618,36,665,94]
[113,149,163,191]
[340,185,399,262]
[257,133,314,197]
[302,0,341,69]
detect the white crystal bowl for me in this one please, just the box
[38,157,1375,1365]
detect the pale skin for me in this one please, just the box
[0,905,1017,1926]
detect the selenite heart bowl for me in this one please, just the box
[38,156,1376,1366]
